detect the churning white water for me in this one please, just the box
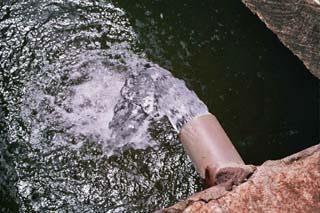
[22,46,208,156]
[16,0,208,157]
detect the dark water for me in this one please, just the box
[0,0,319,212]
[116,0,319,162]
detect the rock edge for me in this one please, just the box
[161,144,320,212]
[242,0,320,79]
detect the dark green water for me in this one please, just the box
[116,0,319,163]
[0,0,319,212]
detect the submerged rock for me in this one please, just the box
[162,144,320,212]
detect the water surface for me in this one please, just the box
[1,0,319,212]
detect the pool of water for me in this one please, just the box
[0,0,319,212]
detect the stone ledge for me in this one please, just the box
[162,144,320,212]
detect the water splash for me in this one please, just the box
[22,47,208,156]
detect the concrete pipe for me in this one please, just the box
[179,113,246,187]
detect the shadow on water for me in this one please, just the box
[0,0,319,212]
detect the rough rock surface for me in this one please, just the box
[242,0,320,79]
[162,144,320,212]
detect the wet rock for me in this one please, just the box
[162,144,320,212]
[241,0,320,79]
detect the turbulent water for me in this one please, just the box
[22,46,208,156]
[0,0,206,212]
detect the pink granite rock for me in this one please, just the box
[162,145,320,212]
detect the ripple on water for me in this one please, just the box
[0,0,204,212]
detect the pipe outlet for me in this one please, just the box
[179,113,244,179]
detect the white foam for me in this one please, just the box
[58,62,125,140]
[22,48,208,156]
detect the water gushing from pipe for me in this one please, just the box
[22,46,209,156]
